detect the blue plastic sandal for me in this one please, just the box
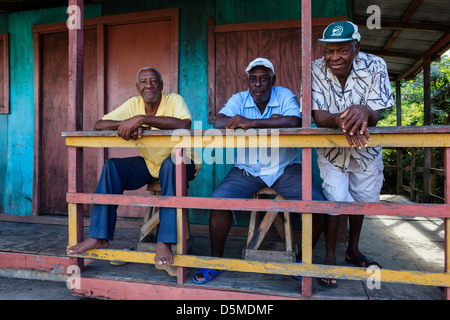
[192,268,225,284]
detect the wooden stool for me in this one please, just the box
[243,187,296,262]
[136,182,189,254]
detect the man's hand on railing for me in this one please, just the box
[340,105,372,149]
[117,117,144,141]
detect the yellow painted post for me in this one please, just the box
[67,202,84,270]
[301,146,313,296]
[302,213,313,294]
[446,219,450,300]
[68,203,78,248]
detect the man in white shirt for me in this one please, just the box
[309,21,394,287]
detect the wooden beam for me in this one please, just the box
[214,16,347,33]
[67,0,84,270]
[361,49,420,60]
[72,276,298,300]
[68,249,450,288]
[395,81,403,194]
[423,57,431,125]
[63,130,450,149]
[383,0,425,51]
[66,193,450,218]
[175,148,187,284]
[62,125,450,137]
[445,148,450,299]
[396,25,450,81]
[301,0,312,128]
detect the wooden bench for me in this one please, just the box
[244,187,296,262]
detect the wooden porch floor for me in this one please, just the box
[0,195,446,300]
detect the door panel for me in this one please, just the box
[39,29,98,215]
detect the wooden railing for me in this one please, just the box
[385,147,446,203]
[63,125,450,298]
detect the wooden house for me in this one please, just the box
[0,0,449,300]
[0,0,352,223]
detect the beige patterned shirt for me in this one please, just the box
[309,52,394,171]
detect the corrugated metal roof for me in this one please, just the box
[353,0,450,81]
[1,0,448,82]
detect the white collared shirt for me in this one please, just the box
[308,52,394,171]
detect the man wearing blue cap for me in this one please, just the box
[308,21,394,287]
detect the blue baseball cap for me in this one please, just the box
[318,21,361,43]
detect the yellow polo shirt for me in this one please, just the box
[102,93,201,178]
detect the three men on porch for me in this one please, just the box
[67,20,393,288]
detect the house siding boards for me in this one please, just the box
[0,1,350,227]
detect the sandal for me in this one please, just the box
[155,264,177,276]
[192,268,224,284]
[345,254,382,268]
[316,277,338,288]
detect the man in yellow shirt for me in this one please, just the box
[67,67,199,272]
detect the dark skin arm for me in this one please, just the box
[94,115,191,141]
[214,113,301,129]
[313,105,380,149]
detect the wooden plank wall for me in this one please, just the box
[0,6,102,216]
[0,0,351,219]
[209,21,330,121]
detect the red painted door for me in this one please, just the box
[39,29,98,215]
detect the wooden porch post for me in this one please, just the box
[301,0,313,297]
[67,0,84,270]
[445,147,450,300]
[423,57,431,202]
[396,81,403,194]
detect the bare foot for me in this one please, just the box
[67,238,109,254]
[154,242,174,266]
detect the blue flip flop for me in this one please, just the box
[294,259,302,280]
[192,268,224,284]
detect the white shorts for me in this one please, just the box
[317,152,384,215]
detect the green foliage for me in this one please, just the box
[431,54,450,125]
[379,52,449,201]
[379,52,450,127]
